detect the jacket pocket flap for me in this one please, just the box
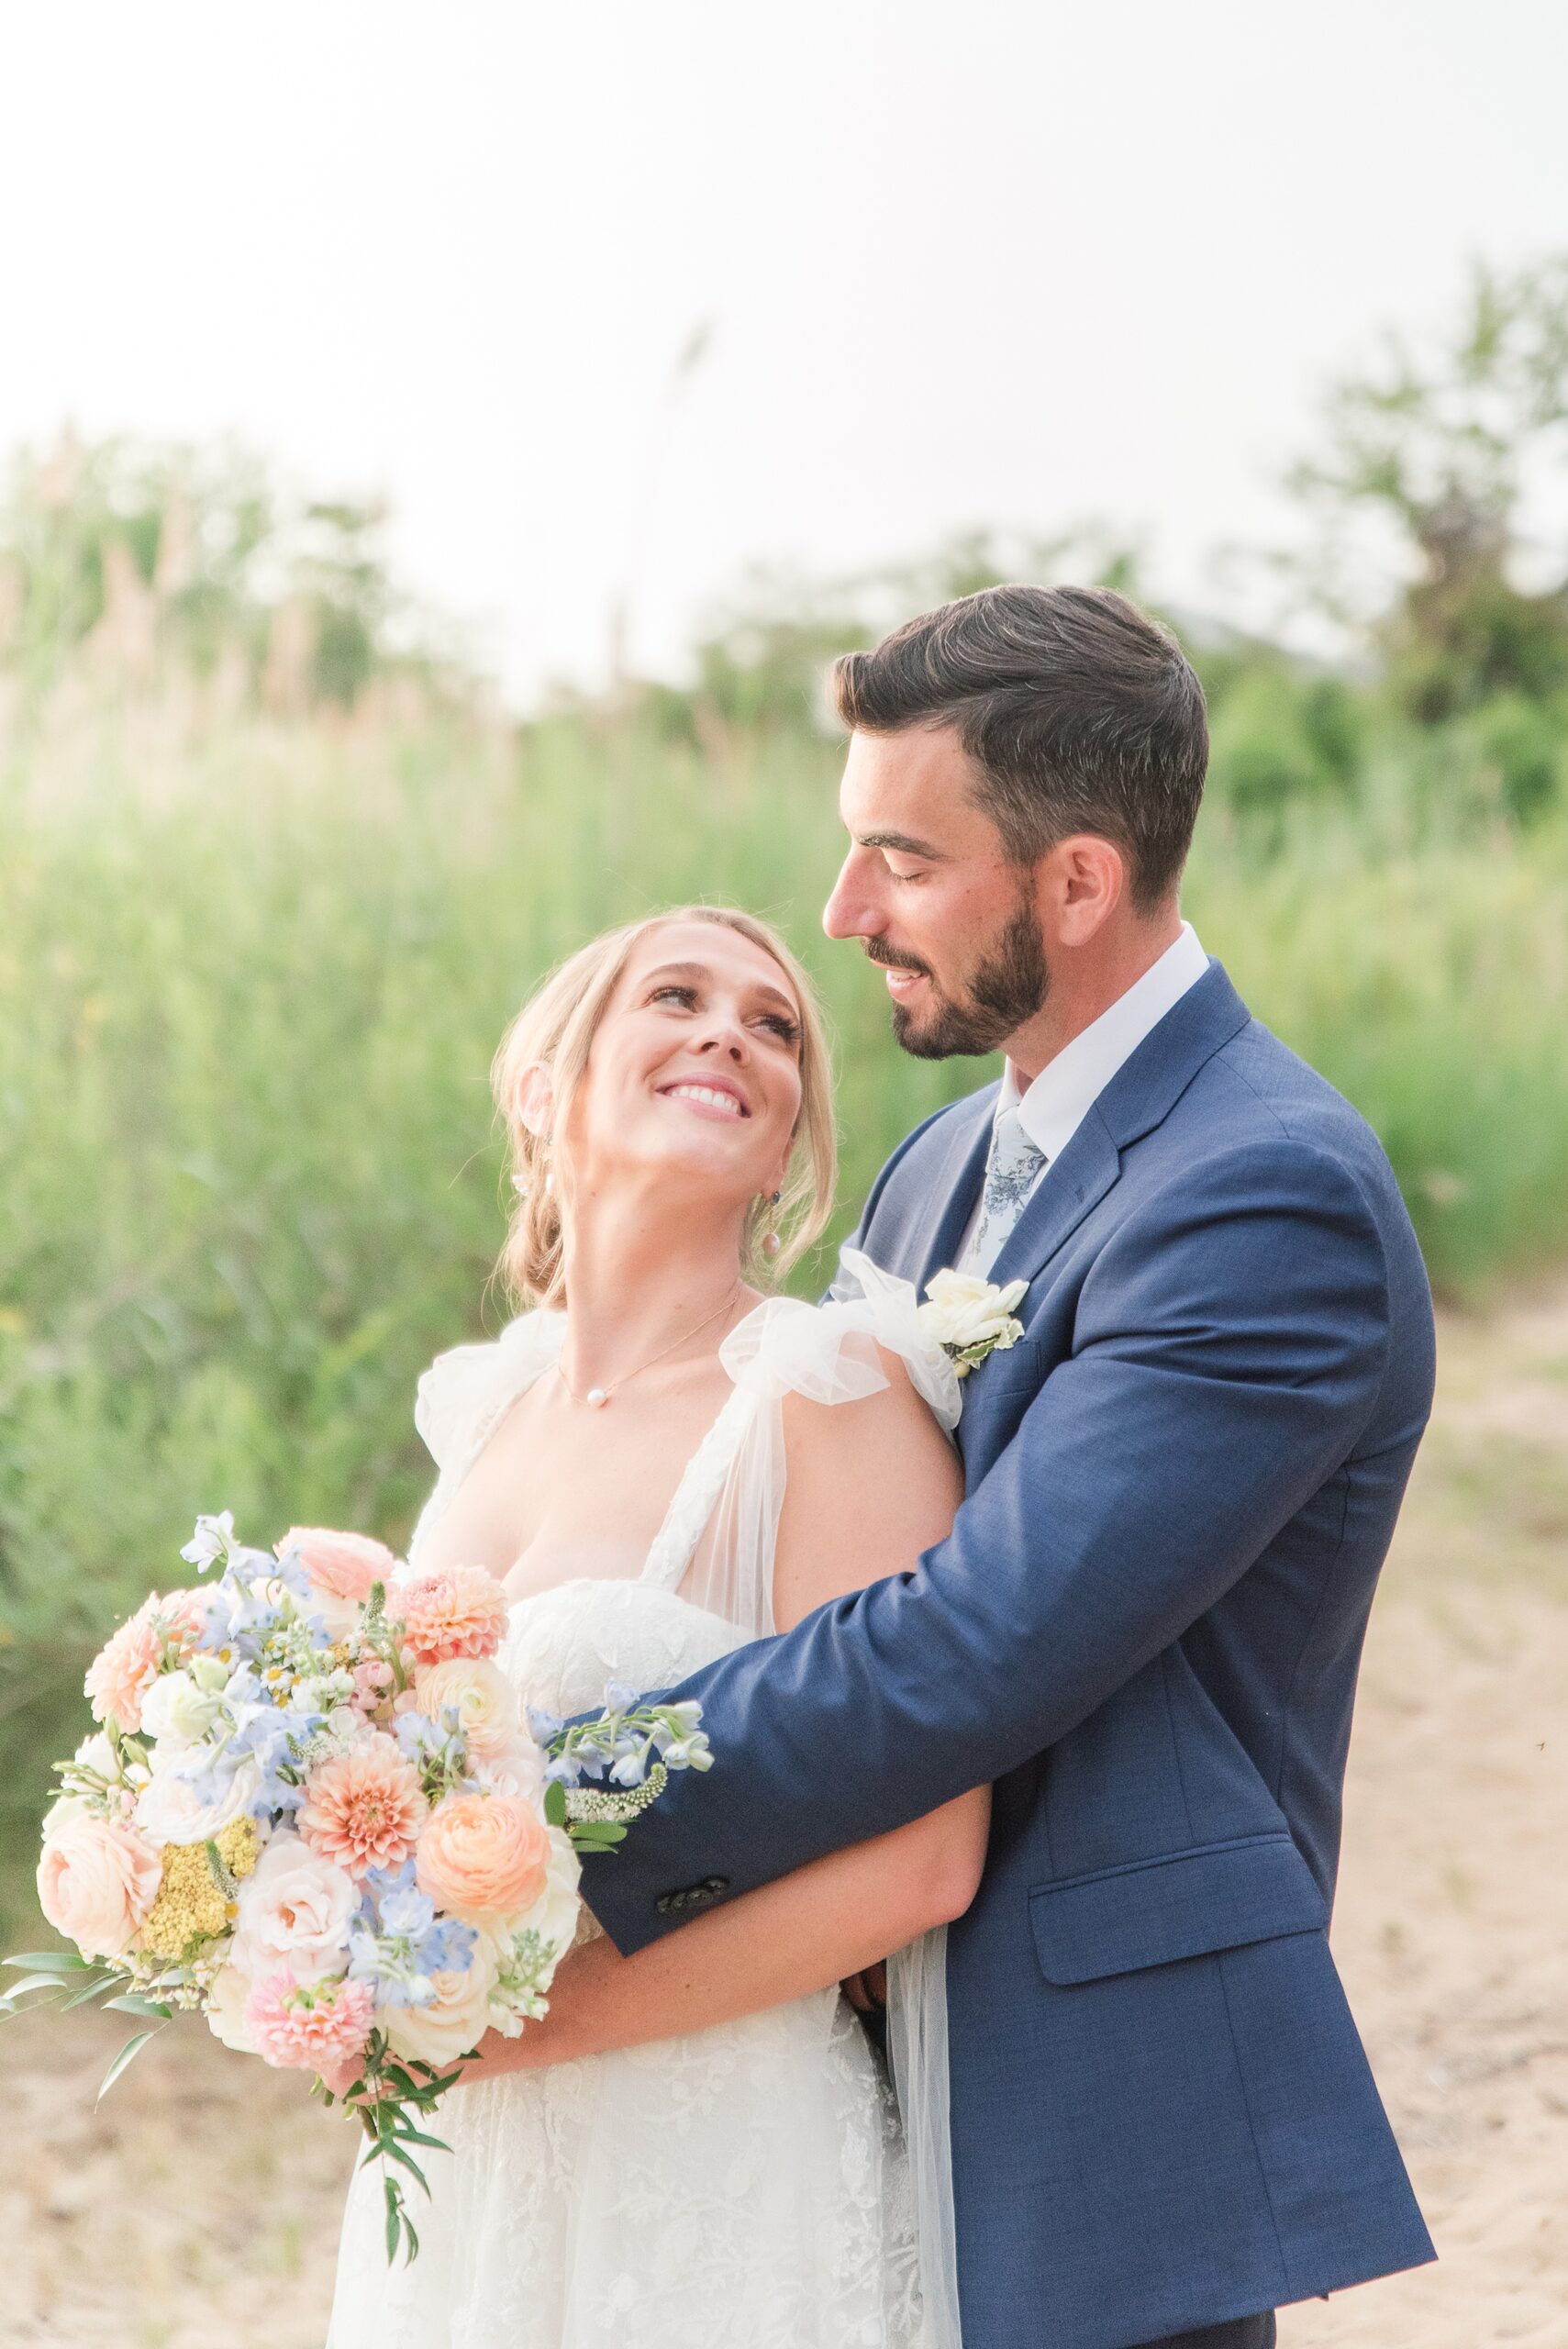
[1029,1832,1329,1987]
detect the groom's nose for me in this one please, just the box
[823,852,880,941]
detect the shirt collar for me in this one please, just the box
[997,922,1210,1163]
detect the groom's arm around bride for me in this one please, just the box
[580,586,1438,2349]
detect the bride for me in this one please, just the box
[327,904,988,2349]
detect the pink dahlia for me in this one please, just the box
[158,1585,213,1647]
[275,1526,395,1607]
[245,1970,376,2096]
[83,1594,166,1733]
[295,1731,428,1877]
[396,1565,509,1667]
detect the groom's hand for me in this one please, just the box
[840,1959,887,2014]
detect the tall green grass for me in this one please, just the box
[2,699,1566,1927]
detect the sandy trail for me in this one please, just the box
[2,1295,1563,2347]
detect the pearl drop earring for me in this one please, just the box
[762,1189,783,1259]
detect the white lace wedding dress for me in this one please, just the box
[326,1275,962,2349]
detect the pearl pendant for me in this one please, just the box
[585,1386,609,1409]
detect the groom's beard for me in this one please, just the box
[866,898,1050,1061]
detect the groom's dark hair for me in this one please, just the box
[830,584,1207,911]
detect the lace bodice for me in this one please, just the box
[328,1260,959,2349]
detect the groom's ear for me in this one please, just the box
[515,1061,556,1138]
[1041,834,1127,948]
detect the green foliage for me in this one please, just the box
[1286,252,1568,717]
[3,683,1568,1939]
[0,434,462,713]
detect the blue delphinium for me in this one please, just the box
[349,1860,478,2008]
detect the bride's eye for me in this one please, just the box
[758,1012,802,1049]
[648,984,698,1010]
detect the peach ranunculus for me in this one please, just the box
[295,1731,428,1878]
[395,1566,510,1667]
[229,1830,357,1982]
[83,1594,168,1733]
[245,1970,376,2097]
[416,1791,550,1921]
[37,1814,162,1959]
[275,1526,395,1609]
[411,1657,517,1758]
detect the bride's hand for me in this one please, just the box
[840,1958,887,2015]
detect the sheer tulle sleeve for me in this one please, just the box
[406,1311,565,1573]
[708,1265,964,2349]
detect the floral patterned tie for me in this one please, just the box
[962,1106,1048,1275]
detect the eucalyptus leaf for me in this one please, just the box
[97,2023,167,2103]
[376,2137,432,2194]
[59,1973,118,2010]
[1,1972,72,2003]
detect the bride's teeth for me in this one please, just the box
[668,1085,742,1117]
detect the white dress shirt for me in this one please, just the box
[956,921,1210,1270]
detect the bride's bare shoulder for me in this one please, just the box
[773,1342,963,1629]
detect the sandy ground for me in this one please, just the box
[1,1295,1564,2348]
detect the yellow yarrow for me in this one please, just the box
[139,1816,261,1960]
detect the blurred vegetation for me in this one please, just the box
[4,259,1568,1933]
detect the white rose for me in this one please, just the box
[205,1961,258,2053]
[917,1270,1028,1354]
[413,1658,518,1759]
[43,1790,93,1834]
[484,1826,583,2032]
[516,1825,582,1965]
[139,1669,222,1750]
[135,1756,261,1846]
[383,1944,498,2069]
[229,1831,356,1982]
[471,1735,546,1805]
[74,1730,120,1778]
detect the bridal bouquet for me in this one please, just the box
[5,1511,709,2260]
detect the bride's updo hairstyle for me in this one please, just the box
[493,906,837,1309]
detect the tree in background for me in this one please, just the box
[1289,255,1568,741]
[0,432,462,714]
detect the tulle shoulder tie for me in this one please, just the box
[413,1311,566,1469]
[717,1252,961,1432]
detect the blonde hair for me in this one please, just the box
[492,907,837,1308]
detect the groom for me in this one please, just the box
[581,585,1437,2348]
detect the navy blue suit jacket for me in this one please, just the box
[582,963,1437,2348]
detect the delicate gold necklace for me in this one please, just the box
[556,1283,744,1409]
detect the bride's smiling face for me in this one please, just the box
[564,920,806,1209]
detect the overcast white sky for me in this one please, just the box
[3,1,1565,700]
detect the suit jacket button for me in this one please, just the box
[701,1876,728,1895]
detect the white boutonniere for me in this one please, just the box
[915,1269,1029,1378]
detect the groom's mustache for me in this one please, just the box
[861,941,934,981]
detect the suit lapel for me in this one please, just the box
[984,961,1254,1295]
